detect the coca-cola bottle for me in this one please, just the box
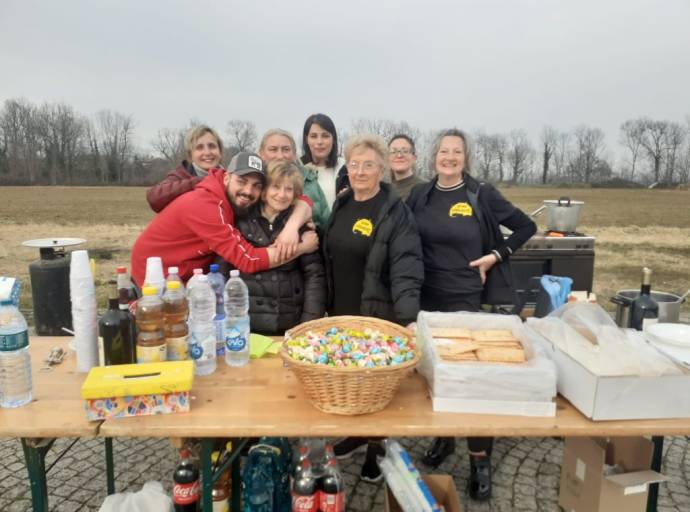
[291,459,318,512]
[173,449,200,512]
[319,459,346,512]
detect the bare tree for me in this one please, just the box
[37,102,87,185]
[94,109,136,184]
[507,130,533,183]
[573,125,606,183]
[475,131,497,181]
[152,127,186,167]
[552,131,571,181]
[226,120,257,156]
[639,118,668,184]
[620,119,645,181]
[540,126,558,184]
[0,98,42,183]
[663,122,685,184]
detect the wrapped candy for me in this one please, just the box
[286,327,415,367]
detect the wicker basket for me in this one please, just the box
[281,316,419,415]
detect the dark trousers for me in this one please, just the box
[467,437,493,455]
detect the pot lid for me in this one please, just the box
[22,238,86,249]
[544,199,584,206]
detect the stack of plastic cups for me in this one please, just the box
[144,257,166,297]
[70,250,99,373]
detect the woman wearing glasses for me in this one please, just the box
[301,113,349,206]
[388,134,424,200]
[324,135,424,482]
[407,128,536,501]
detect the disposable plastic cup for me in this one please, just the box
[70,250,93,279]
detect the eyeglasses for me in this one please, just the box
[388,148,414,156]
[348,160,380,172]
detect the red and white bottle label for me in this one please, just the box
[292,491,319,512]
[173,481,200,505]
[320,491,345,512]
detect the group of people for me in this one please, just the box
[130,113,536,501]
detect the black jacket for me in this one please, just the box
[323,182,424,325]
[234,205,326,334]
[407,174,536,305]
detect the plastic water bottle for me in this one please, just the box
[223,270,250,367]
[189,275,217,376]
[186,268,204,298]
[207,264,226,357]
[0,300,32,408]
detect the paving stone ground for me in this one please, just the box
[1,435,689,511]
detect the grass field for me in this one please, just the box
[1,186,689,321]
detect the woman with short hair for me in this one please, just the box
[234,159,326,334]
[301,113,349,206]
[257,128,330,230]
[147,125,224,212]
[407,128,536,501]
[326,134,424,482]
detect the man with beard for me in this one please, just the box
[131,152,317,286]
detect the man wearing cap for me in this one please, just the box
[131,152,318,286]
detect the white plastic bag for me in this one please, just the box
[98,481,173,512]
[528,303,681,377]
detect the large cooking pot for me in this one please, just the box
[610,290,685,327]
[531,197,584,233]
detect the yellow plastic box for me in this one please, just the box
[80,361,194,421]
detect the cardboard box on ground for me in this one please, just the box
[559,437,668,512]
[385,475,462,512]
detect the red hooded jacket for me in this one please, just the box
[131,169,270,285]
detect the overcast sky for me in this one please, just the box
[1,0,689,162]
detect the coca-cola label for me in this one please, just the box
[292,491,319,512]
[319,491,345,512]
[173,481,200,505]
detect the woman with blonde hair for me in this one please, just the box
[147,125,224,212]
[232,159,326,333]
[257,128,330,230]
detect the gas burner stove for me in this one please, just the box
[519,233,595,251]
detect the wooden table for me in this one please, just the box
[0,337,106,512]
[100,349,690,512]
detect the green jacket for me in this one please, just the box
[299,164,331,230]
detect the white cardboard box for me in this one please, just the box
[528,324,690,420]
[417,311,557,417]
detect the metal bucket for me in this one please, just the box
[610,290,684,327]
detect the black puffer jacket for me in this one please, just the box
[234,205,326,335]
[323,182,424,325]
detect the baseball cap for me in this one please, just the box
[228,152,266,182]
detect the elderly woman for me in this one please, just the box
[407,128,537,501]
[233,159,326,334]
[257,128,330,230]
[325,135,424,482]
[147,125,224,212]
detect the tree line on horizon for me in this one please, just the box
[1,97,689,187]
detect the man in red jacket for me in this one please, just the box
[131,152,317,286]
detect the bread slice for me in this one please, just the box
[475,347,526,363]
[471,329,519,343]
[431,327,472,339]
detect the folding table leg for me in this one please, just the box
[201,438,215,512]
[21,438,55,512]
[646,435,664,512]
[104,437,115,495]
[230,438,245,512]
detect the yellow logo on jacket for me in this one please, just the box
[449,202,473,217]
[352,218,374,237]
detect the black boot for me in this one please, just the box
[421,437,455,467]
[468,454,492,501]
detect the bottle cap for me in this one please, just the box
[116,266,127,274]
[193,268,203,275]
[168,266,179,274]
[142,286,157,296]
[230,270,239,278]
[210,264,219,272]
[167,281,181,290]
